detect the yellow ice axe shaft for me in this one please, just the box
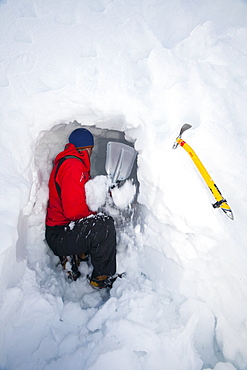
[173,124,233,220]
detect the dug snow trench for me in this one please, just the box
[32,120,141,280]
[19,121,186,369]
[23,121,175,365]
[2,120,228,370]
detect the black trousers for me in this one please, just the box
[45,214,116,278]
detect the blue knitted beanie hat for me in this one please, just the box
[69,128,94,149]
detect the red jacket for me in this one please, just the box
[46,143,94,226]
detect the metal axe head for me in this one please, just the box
[173,123,192,149]
[179,123,192,137]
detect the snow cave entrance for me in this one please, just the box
[29,119,143,308]
[36,120,139,220]
[33,119,140,279]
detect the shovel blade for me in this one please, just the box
[105,142,137,184]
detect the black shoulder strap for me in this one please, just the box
[54,155,84,199]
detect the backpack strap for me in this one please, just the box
[54,155,84,199]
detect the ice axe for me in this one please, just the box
[173,123,233,220]
[105,141,137,187]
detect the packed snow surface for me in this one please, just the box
[1,0,247,369]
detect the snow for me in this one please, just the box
[85,175,109,212]
[1,0,247,369]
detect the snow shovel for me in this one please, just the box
[105,141,137,187]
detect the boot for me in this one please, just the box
[59,255,81,281]
[87,274,119,289]
[78,253,89,262]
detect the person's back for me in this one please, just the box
[46,143,93,226]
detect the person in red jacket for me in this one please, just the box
[45,128,116,289]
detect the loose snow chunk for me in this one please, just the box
[111,180,136,210]
[68,221,75,230]
[85,175,108,212]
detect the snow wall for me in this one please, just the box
[1,1,247,370]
